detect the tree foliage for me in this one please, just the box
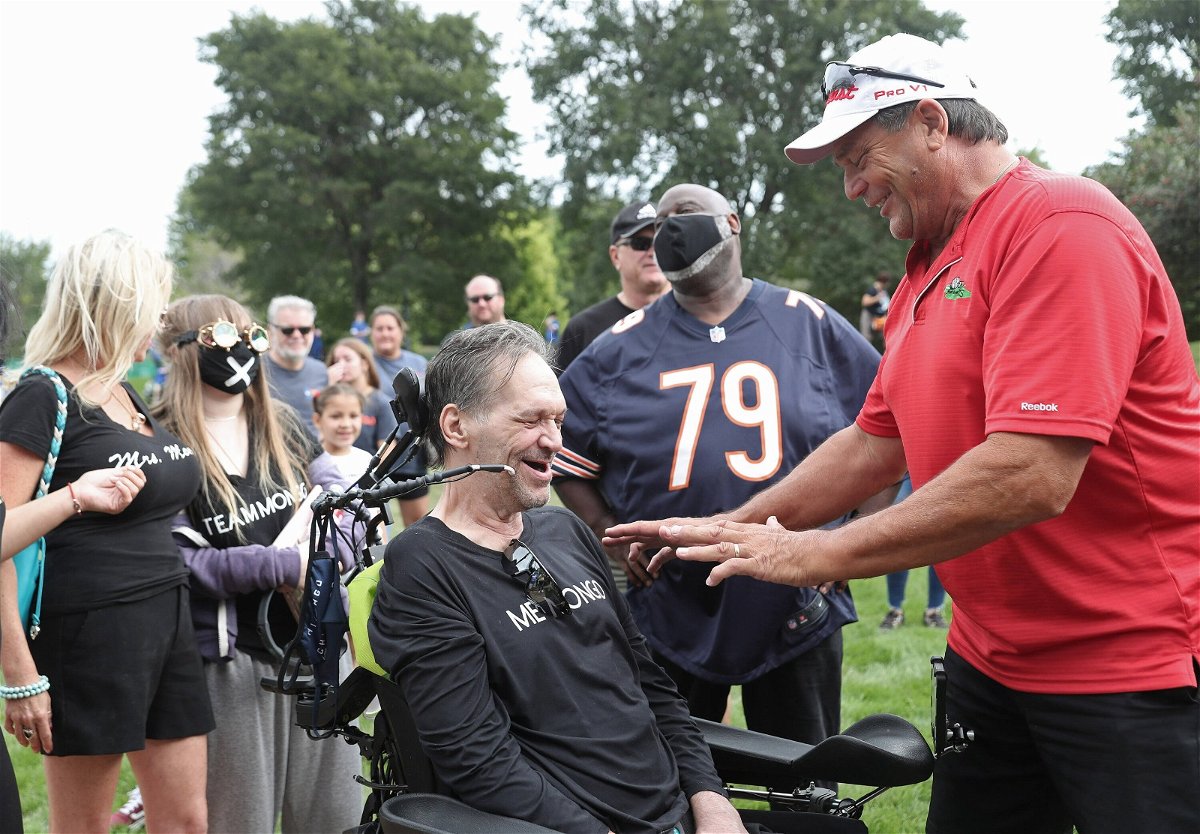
[1105,0,1198,128]
[1087,99,1200,340]
[523,0,964,319]
[0,234,51,356]
[183,0,536,343]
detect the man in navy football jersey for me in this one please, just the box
[553,183,882,749]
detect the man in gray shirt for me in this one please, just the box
[263,295,329,438]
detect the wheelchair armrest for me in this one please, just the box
[698,713,934,789]
[697,717,817,788]
[379,794,561,834]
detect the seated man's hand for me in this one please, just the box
[605,541,654,589]
[690,790,747,834]
[604,515,724,577]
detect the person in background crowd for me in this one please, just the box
[156,294,363,834]
[366,306,429,525]
[555,199,669,373]
[263,295,329,439]
[543,311,560,345]
[0,231,211,832]
[349,309,370,342]
[463,274,506,328]
[326,336,398,453]
[308,326,325,362]
[877,478,947,630]
[555,184,881,758]
[859,272,891,347]
[610,33,1199,834]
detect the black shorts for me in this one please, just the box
[30,585,215,756]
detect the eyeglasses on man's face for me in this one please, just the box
[176,319,270,353]
[467,293,499,304]
[820,61,945,102]
[617,235,655,252]
[502,539,571,620]
[272,323,314,337]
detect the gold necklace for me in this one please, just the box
[108,388,147,432]
[991,159,1019,187]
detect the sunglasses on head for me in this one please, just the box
[821,61,945,102]
[176,319,270,353]
[467,293,499,304]
[502,538,571,620]
[618,235,655,252]
[273,324,314,337]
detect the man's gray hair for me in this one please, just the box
[874,99,1009,145]
[424,321,550,467]
[267,295,317,323]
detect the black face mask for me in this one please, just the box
[197,343,261,394]
[653,213,735,280]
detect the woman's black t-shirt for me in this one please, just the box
[184,447,310,658]
[0,373,202,614]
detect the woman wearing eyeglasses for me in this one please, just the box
[0,231,212,832]
[154,295,363,833]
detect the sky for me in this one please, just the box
[0,0,1143,261]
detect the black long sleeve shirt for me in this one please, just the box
[368,507,725,833]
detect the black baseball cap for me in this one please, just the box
[610,200,658,244]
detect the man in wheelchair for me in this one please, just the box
[367,321,748,834]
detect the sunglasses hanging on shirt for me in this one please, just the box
[502,539,571,620]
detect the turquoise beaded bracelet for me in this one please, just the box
[0,675,50,700]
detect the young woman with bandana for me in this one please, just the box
[154,294,363,833]
[0,231,212,832]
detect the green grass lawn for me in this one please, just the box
[6,569,945,833]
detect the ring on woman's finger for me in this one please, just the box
[733,543,741,558]
[22,728,34,740]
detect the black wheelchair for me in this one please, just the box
[263,501,939,834]
[263,369,946,833]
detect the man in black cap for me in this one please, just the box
[554,200,669,372]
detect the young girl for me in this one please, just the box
[325,339,396,453]
[312,383,373,485]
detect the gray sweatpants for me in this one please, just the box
[203,653,363,833]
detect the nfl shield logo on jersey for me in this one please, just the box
[709,326,726,344]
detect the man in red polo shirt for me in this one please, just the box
[608,33,1199,834]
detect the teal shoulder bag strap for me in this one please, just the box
[13,366,68,639]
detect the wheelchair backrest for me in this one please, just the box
[347,559,389,676]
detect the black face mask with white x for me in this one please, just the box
[197,342,261,394]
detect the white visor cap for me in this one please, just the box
[785,33,979,165]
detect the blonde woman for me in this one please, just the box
[155,295,362,833]
[0,231,211,833]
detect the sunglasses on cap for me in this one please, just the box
[502,539,571,620]
[821,61,944,102]
[272,324,314,337]
[467,293,499,304]
[176,319,270,353]
[617,235,655,252]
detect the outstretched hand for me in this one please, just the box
[72,466,146,514]
[603,515,714,578]
[658,515,821,588]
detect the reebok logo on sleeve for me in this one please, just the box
[1020,402,1059,412]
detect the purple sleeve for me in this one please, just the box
[173,511,303,598]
